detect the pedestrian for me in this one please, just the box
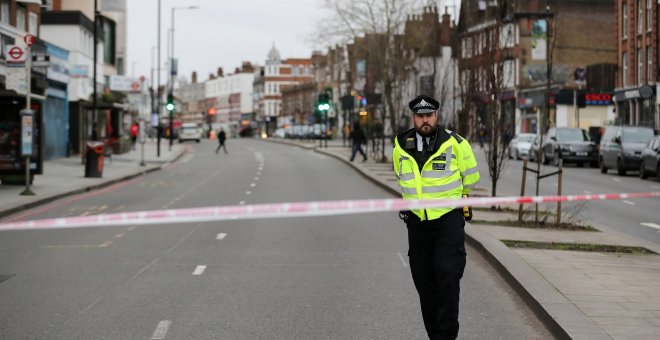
[392,95,480,340]
[130,122,139,150]
[215,128,227,154]
[348,122,367,162]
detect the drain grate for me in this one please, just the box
[0,274,15,284]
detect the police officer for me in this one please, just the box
[392,95,480,340]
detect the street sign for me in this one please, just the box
[5,45,26,64]
[20,109,34,157]
[24,34,35,47]
[6,67,26,94]
[31,54,51,68]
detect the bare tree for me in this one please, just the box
[459,0,515,202]
[315,0,428,161]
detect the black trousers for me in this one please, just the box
[406,209,466,340]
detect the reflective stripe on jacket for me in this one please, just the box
[392,129,480,221]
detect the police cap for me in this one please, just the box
[408,95,439,114]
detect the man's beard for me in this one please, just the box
[416,124,437,137]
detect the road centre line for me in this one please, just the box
[397,253,408,267]
[254,177,259,181]
[150,320,172,340]
[640,222,660,230]
[192,265,207,275]
[115,233,125,238]
[98,240,113,248]
[250,183,256,187]
[623,200,635,205]
[216,233,227,240]
[246,191,252,195]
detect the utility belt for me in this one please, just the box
[399,196,473,223]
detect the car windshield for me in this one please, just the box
[518,135,535,142]
[623,128,653,143]
[556,129,588,142]
[183,126,197,131]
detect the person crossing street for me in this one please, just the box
[392,95,480,340]
[215,128,228,154]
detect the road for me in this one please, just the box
[474,148,660,244]
[0,140,551,339]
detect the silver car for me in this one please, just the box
[508,133,536,160]
[178,123,202,143]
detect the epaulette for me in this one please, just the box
[445,129,463,143]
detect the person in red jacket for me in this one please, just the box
[130,122,139,150]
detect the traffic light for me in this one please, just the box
[317,93,330,112]
[166,92,174,111]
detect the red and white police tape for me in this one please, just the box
[0,191,658,231]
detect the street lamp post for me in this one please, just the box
[168,6,199,150]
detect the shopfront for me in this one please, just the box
[613,85,657,129]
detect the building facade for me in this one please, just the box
[257,44,313,135]
[614,0,659,129]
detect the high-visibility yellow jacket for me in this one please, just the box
[392,127,480,221]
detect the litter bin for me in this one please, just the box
[84,141,104,178]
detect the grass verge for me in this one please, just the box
[502,240,657,255]
[470,219,598,231]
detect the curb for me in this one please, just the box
[0,148,187,220]
[266,139,603,340]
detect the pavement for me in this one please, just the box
[1,136,659,339]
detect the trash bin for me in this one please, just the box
[84,141,104,178]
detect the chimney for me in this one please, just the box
[440,6,451,46]
[209,73,215,80]
[217,67,224,77]
[191,71,197,83]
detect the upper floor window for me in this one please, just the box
[637,48,643,84]
[0,1,9,25]
[16,5,26,31]
[28,12,37,35]
[622,52,629,87]
[646,0,652,31]
[647,47,653,82]
[637,0,642,34]
[622,3,628,38]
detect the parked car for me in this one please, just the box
[178,123,201,143]
[599,125,655,175]
[508,133,536,160]
[528,135,541,162]
[639,135,660,180]
[539,128,598,167]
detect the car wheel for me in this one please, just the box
[577,162,583,168]
[542,152,550,165]
[515,150,521,160]
[656,162,660,182]
[553,152,560,167]
[616,158,626,176]
[508,149,513,159]
[196,139,200,143]
[599,157,607,174]
[590,161,598,168]
[640,160,648,179]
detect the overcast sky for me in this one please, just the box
[126,0,327,85]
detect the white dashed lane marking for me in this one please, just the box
[623,200,635,205]
[216,233,227,240]
[192,265,207,276]
[641,222,660,231]
[254,177,259,181]
[583,190,592,194]
[150,320,172,340]
[250,183,256,187]
[239,201,245,205]
[613,178,622,182]
[246,191,252,195]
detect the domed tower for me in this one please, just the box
[267,43,281,65]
